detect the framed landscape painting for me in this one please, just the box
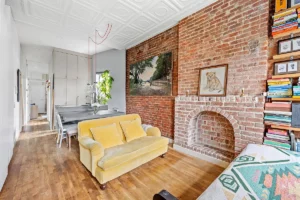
[129,52,172,96]
[198,64,228,97]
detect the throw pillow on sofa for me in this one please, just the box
[120,119,146,142]
[90,123,124,148]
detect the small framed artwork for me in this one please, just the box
[290,0,300,7]
[292,37,300,51]
[288,61,298,72]
[274,60,300,75]
[276,0,287,12]
[198,64,228,97]
[279,40,292,54]
[278,36,300,54]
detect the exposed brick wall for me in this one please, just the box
[175,96,265,161]
[173,0,270,160]
[178,0,270,96]
[126,0,270,157]
[126,27,178,138]
[197,111,235,152]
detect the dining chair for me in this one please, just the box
[56,113,68,148]
[64,124,78,150]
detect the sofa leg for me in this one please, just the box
[100,183,107,190]
[161,154,166,158]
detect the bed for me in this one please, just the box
[198,144,300,200]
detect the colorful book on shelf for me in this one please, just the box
[274,18,298,26]
[273,20,298,30]
[263,139,291,150]
[264,137,291,144]
[265,102,292,107]
[272,21,298,32]
[272,26,298,36]
[264,110,292,116]
[265,107,292,112]
[269,85,292,90]
[266,133,290,141]
[268,89,293,93]
[268,128,288,136]
[268,78,290,82]
[274,9,296,19]
[264,120,291,126]
[264,116,291,123]
[274,13,298,23]
[292,96,300,98]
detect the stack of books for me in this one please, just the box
[293,86,300,98]
[263,129,291,150]
[264,102,292,126]
[272,8,298,36]
[267,79,292,98]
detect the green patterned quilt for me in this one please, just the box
[198,144,300,200]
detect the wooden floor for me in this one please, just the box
[0,118,224,200]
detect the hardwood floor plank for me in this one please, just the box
[0,118,224,200]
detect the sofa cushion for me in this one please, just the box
[120,119,147,142]
[98,136,169,170]
[90,123,123,149]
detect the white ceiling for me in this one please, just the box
[6,0,216,55]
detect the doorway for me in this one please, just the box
[29,80,47,114]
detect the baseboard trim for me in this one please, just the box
[173,144,229,168]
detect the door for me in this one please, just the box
[67,54,78,79]
[30,81,46,113]
[67,79,77,105]
[54,78,67,105]
[54,51,67,78]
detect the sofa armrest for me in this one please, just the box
[79,136,104,156]
[146,127,161,137]
[79,136,104,176]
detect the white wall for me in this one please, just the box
[0,2,21,191]
[92,49,126,112]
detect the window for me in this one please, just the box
[96,72,103,83]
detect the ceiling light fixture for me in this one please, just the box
[87,24,113,83]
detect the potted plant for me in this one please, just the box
[97,69,114,104]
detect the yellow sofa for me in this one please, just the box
[78,114,168,189]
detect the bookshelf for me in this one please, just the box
[269,3,300,152]
[272,73,300,79]
[271,125,300,132]
[273,51,300,60]
[273,29,300,39]
[271,98,300,102]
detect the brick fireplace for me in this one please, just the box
[174,95,265,166]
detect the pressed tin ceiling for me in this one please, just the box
[6,0,216,54]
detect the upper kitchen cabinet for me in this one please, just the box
[53,51,67,78]
[78,56,88,80]
[67,54,78,79]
